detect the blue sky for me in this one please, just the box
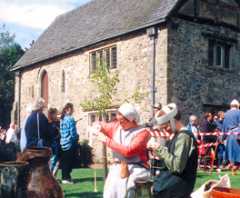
[0,0,91,48]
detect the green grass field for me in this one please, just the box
[59,169,240,198]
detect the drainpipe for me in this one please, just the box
[16,70,22,128]
[147,27,158,116]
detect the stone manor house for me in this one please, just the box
[12,0,240,155]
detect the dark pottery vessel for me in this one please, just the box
[19,147,64,198]
[0,161,29,198]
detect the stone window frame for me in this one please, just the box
[208,39,231,69]
[89,45,117,74]
[207,37,236,71]
[203,32,237,70]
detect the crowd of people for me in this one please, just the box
[1,97,240,198]
[89,99,240,198]
[0,98,78,184]
[186,99,240,175]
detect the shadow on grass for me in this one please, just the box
[73,177,104,183]
[65,192,102,198]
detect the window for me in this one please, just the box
[90,52,97,73]
[41,70,48,105]
[208,39,231,69]
[89,46,117,73]
[88,113,97,138]
[97,50,103,66]
[88,110,117,126]
[28,86,34,98]
[110,46,117,69]
[89,113,96,126]
[31,86,34,98]
[105,48,110,69]
[110,112,117,121]
[216,45,223,66]
[61,70,66,93]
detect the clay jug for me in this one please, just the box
[19,147,64,198]
[0,161,29,198]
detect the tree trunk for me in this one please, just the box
[102,113,108,178]
[102,143,108,178]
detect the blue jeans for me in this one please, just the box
[50,144,60,172]
[50,154,59,172]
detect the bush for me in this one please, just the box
[71,140,94,168]
[0,141,17,162]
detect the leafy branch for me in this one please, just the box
[80,62,119,114]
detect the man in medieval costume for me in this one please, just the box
[147,103,198,198]
[222,99,240,175]
[93,103,151,198]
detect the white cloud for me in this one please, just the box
[0,0,85,30]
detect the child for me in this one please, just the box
[48,108,61,176]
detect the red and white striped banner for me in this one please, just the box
[198,142,218,149]
[198,131,240,136]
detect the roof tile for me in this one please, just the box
[13,0,179,70]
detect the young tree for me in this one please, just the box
[81,62,119,178]
[0,25,24,127]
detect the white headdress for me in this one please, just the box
[153,103,178,131]
[118,103,140,123]
[230,99,239,107]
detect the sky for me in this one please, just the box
[0,0,91,48]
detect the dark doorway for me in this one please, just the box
[202,103,229,115]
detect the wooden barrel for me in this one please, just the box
[211,187,240,198]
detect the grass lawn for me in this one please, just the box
[59,168,240,198]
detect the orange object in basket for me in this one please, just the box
[211,187,240,198]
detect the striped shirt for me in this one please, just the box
[60,115,78,151]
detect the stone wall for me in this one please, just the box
[167,18,240,122]
[17,27,168,161]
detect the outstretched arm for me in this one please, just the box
[100,121,119,138]
[106,130,150,158]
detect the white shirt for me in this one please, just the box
[5,128,18,144]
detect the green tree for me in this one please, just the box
[0,25,24,127]
[80,62,119,178]
[80,62,119,113]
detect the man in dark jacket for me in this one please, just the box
[148,103,198,198]
[25,98,51,148]
[200,112,217,143]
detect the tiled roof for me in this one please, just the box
[12,0,179,70]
